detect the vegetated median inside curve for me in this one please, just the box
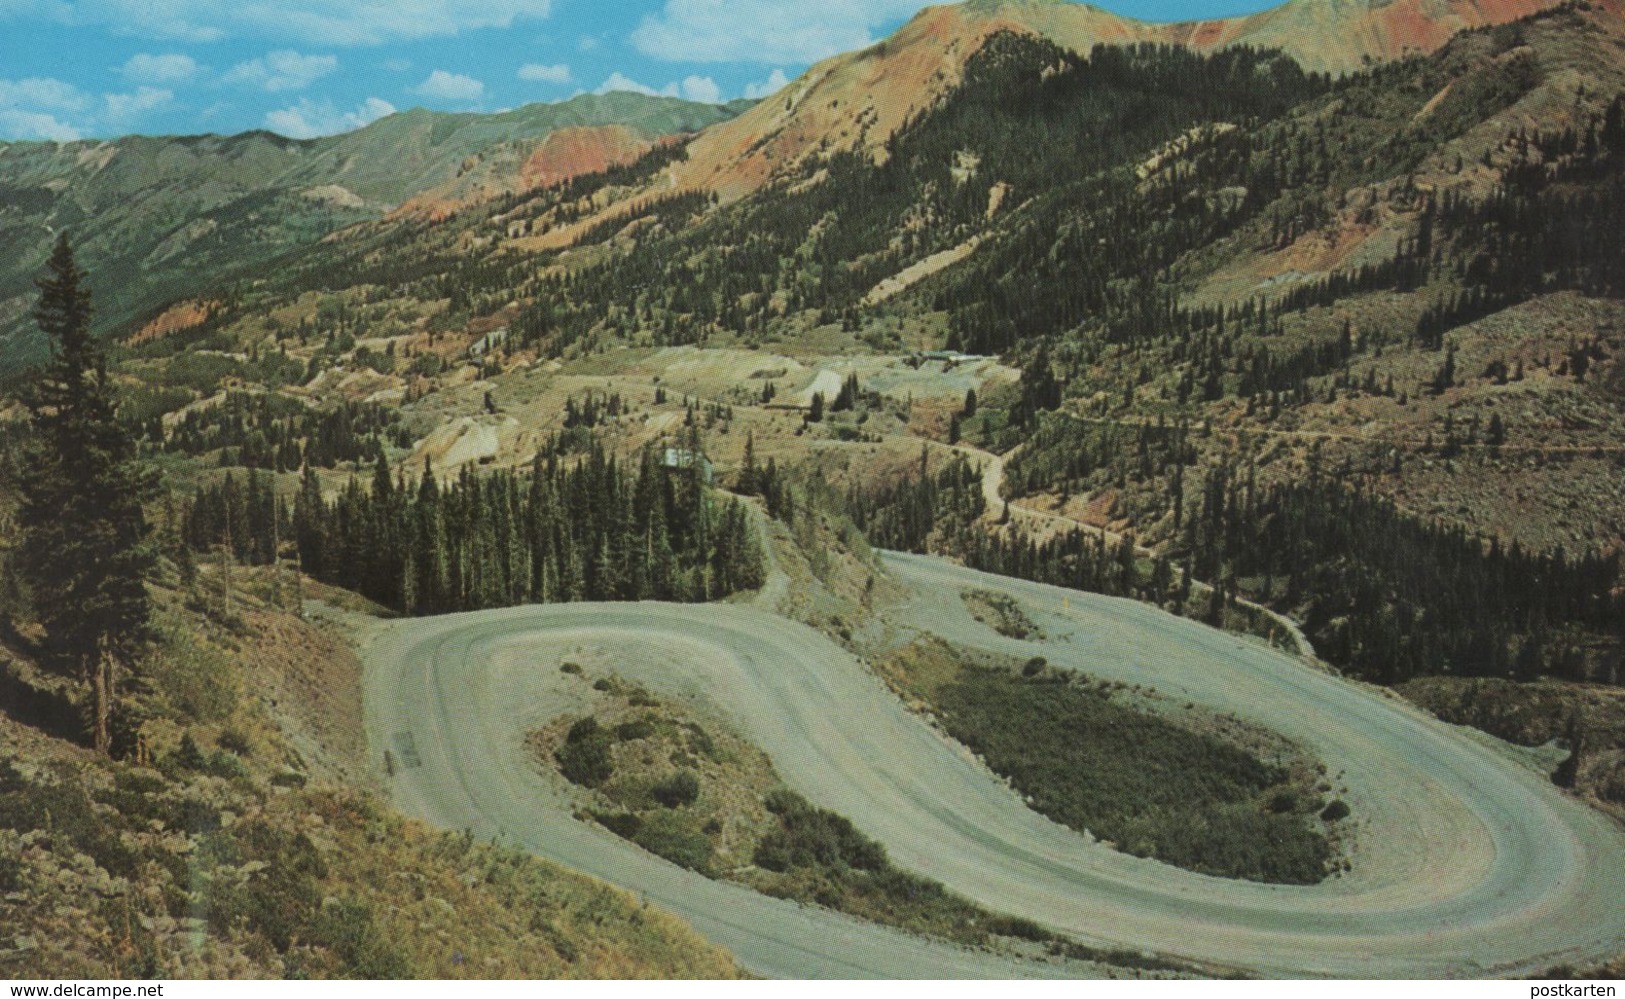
[531,661,1189,973]
[876,638,1349,885]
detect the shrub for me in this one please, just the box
[202,822,327,952]
[557,720,615,787]
[559,661,582,675]
[591,811,643,839]
[1320,799,1351,821]
[171,732,207,771]
[1023,657,1047,677]
[145,633,238,723]
[935,666,1331,883]
[983,915,1055,942]
[217,727,252,757]
[632,812,714,874]
[566,717,601,743]
[615,719,655,742]
[0,852,23,892]
[754,792,888,873]
[206,750,250,780]
[313,896,413,979]
[1267,789,1300,813]
[682,723,715,758]
[650,770,700,808]
[0,779,141,878]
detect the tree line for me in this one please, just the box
[181,438,764,615]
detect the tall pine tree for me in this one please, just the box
[15,234,157,755]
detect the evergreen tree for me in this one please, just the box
[15,234,156,755]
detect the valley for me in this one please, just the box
[3,0,1625,981]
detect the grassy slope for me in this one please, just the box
[0,567,741,979]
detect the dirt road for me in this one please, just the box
[363,557,1625,978]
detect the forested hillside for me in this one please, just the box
[6,0,1623,693]
[0,94,744,371]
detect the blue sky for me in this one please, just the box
[0,0,1284,142]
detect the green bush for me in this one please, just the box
[650,770,700,808]
[936,667,1331,883]
[217,727,252,757]
[591,811,643,839]
[0,852,23,892]
[1320,799,1351,821]
[632,812,714,874]
[171,732,208,771]
[557,721,614,788]
[615,719,655,742]
[206,749,250,780]
[0,779,141,878]
[566,717,600,743]
[200,821,327,953]
[145,632,239,723]
[983,915,1055,942]
[754,790,888,873]
[313,896,413,979]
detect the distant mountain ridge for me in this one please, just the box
[0,93,746,363]
[658,0,1570,203]
[0,0,1583,363]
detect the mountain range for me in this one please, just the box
[0,93,747,364]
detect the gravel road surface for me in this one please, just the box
[362,553,1625,978]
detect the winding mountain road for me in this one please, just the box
[362,553,1625,979]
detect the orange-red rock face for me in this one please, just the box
[519,126,660,190]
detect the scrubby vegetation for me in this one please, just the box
[0,753,740,978]
[961,588,1044,640]
[876,640,1339,884]
[0,580,741,979]
[533,667,1180,962]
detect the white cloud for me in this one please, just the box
[517,62,571,84]
[679,75,720,104]
[382,57,413,72]
[743,68,790,99]
[0,76,171,140]
[0,108,81,142]
[103,86,173,121]
[412,69,484,102]
[631,0,917,64]
[5,0,553,46]
[264,96,395,138]
[0,76,90,112]
[592,72,720,104]
[595,72,674,99]
[119,53,199,84]
[225,50,338,92]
